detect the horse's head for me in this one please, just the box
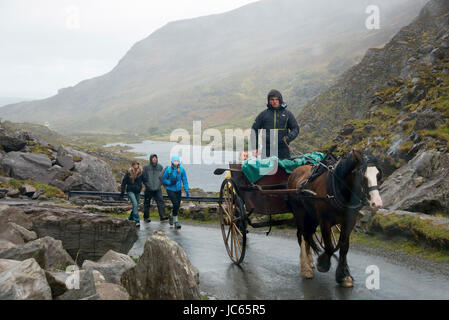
[353,151,383,211]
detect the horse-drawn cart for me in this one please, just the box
[214,153,341,265]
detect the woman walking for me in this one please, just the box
[162,155,189,229]
[121,161,143,227]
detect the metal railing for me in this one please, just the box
[67,190,219,203]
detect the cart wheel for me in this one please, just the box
[219,178,247,264]
[314,224,341,251]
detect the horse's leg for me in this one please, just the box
[336,214,357,287]
[306,242,315,269]
[288,195,311,279]
[300,235,314,279]
[317,220,334,273]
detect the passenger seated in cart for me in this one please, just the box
[251,89,299,160]
[224,151,249,181]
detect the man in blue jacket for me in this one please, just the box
[162,155,189,229]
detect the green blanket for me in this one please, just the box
[241,152,325,183]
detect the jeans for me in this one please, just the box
[144,189,166,219]
[167,190,182,217]
[127,192,140,223]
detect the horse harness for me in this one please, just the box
[297,153,381,212]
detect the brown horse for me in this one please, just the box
[287,150,383,287]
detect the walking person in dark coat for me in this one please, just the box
[142,154,167,223]
[250,89,299,160]
[121,161,143,227]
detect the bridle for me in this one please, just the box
[327,154,382,212]
[357,156,383,195]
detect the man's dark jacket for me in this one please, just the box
[250,90,299,157]
[142,154,163,191]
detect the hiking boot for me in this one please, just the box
[135,222,141,227]
[144,218,151,223]
[160,215,169,222]
[169,215,174,226]
[175,221,181,229]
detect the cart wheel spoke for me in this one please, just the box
[225,224,232,243]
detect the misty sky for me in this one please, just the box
[0,0,258,99]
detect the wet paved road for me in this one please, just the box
[128,221,449,300]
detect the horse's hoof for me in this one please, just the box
[301,270,314,279]
[339,276,354,288]
[317,254,331,273]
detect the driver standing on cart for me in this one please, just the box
[250,89,299,160]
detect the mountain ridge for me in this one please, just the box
[0,0,427,135]
[291,0,449,176]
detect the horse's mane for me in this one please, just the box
[334,150,379,178]
[335,151,359,178]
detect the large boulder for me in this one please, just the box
[121,231,200,300]
[0,134,27,152]
[0,236,75,271]
[82,250,136,284]
[0,205,34,245]
[7,222,37,242]
[95,283,130,300]
[65,147,117,192]
[45,270,71,297]
[0,148,117,193]
[380,150,449,215]
[24,204,138,263]
[0,152,52,182]
[19,184,37,197]
[45,269,106,299]
[56,268,99,300]
[56,146,75,171]
[0,205,32,230]
[0,258,52,300]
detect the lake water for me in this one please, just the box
[106,140,239,192]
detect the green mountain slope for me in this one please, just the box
[291,0,449,176]
[0,0,426,136]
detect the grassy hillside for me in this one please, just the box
[0,0,426,137]
[291,0,449,176]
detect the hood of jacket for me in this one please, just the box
[171,155,180,166]
[266,89,287,110]
[149,154,158,167]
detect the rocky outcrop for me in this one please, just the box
[0,128,118,193]
[6,222,37,242]
[56,146,75,171]
[56,268,99,300]
[292,0,449,165]
[65,147,117,192]
[0,236,75,271]
[22,204,138,263]
[81,250,136,285]
[0,151,53,182]
[363,209,449,250]
[0,134,27,152]
[380,150,449,215]
[95,282,130,300]
[121,231,200,300]
[0,204,34,245]
[0,258,52,300]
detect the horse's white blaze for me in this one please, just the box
[365,166,383,209]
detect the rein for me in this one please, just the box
[300,154,379,211]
